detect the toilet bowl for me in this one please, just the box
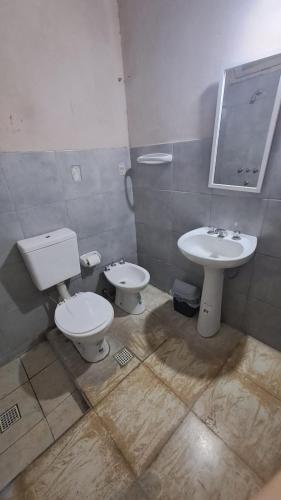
[104,261,150,314]
[55,292,114,362]
[17,228,115,363]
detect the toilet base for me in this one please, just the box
[73,337,110,363]
[115,289,145,315]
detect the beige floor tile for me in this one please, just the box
[96,364,187,476]
[229,335,281,401]
[140,412,262,500]
[47,329,140,406]
[115,481,149,500]
[21,340,56,378]
[2,411,134,500]
[193,370,281,481]
[113,312,168,361]
[46,390,87,440]
[0,359,27,400]
[30,359,75,416]
[0,419,53,493]
[142,285,171,312]
[145,324,244,406]
[0,382,43,454]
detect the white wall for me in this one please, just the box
[0,0,128,151]
[119,0,281,147]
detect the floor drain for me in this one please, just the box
[113,347,134,367]
[0,404,21,433]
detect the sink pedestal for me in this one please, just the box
[197,267,224,337]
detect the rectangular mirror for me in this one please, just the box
[209,53,281,192]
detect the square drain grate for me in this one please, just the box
[0,404,21,433]
[113,347,134,367]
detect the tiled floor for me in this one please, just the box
[2,284,281,499]
[0,341,88,490]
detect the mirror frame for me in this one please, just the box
[208,66,281,193]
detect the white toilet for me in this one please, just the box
[104,261,150,314]
[17,228,114,363]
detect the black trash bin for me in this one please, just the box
[171,279,201,318]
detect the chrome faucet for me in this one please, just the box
[232,229,241,240]
[215,228,227,238]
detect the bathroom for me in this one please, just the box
[0,0,281,498]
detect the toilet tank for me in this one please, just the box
[17,228,81,291]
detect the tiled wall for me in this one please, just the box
[131,116,281,351]
[0,148,136,364]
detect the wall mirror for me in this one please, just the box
[209,53,281,192]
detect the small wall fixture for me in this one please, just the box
[136,153,172,165]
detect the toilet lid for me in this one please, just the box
[55,292,113,335]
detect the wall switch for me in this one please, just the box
[71,165,82,182]
[118,162,126,176]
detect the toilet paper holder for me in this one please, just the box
[80,251,101,268]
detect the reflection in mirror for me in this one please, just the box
[209,53,281,192]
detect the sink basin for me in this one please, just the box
[177,227,257,269]
[177,227,257,338]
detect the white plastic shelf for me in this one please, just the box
[136,153,173,165]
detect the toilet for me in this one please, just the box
[104,261,150,314]
[17,228,114,363]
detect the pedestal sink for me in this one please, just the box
[177,227,257,337]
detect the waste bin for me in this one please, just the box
[171,279,201,318]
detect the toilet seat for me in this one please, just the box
[55,292,114,338]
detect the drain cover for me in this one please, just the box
[0,404,21,433]
[113,347,134,367]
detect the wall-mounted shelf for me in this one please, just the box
[136,153,173,164]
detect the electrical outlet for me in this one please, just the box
[118,162,126,176]
[71,165,82,182]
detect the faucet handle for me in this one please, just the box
[215,228,227,238]
[232,229,241,240]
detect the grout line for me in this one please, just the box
[0,416,46,457]
[191,409,265,484]
[22,355,58,382]
[0,361,29,402]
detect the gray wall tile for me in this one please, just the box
[0,167,14,214]
[0,261,46,314]
[224,259,254,296]
[0,147,137,365]
[263,150,281,199]
[173,139,211,194]
[138,253,172,292]
[0,304,51,365]
[210,194,266,236]
[56,147,130,200]
[66,194,109,238]
[136,223,173,263]
[78,223,137,267]
[2,152,63,210]
[249,254,281,308]
[131,143,173,191]
[259,199,281,257]
[170,264,204,289]
[131,136,281,352]
[108,190,135,229]
[134,188,172,229]
[18,202,69,238]
[0,211,23,266]
[172,192,211,233]
[243,298,281,351]
[221,291,247,331]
